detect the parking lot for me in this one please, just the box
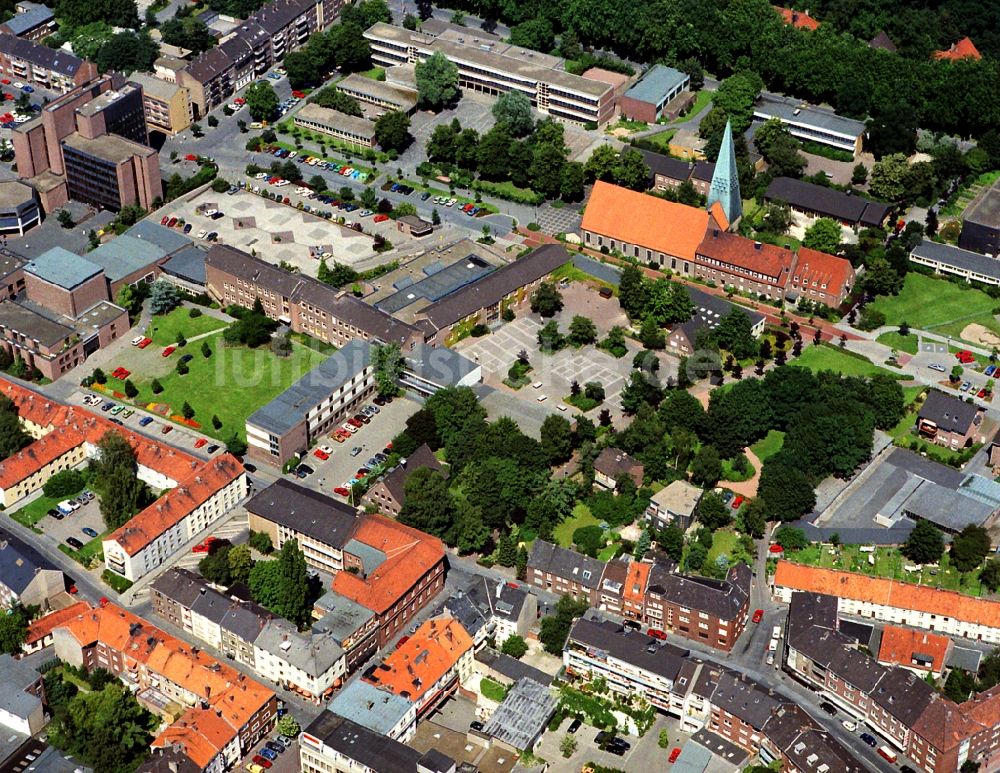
[536,714,677,772]
[292,394,419,501]
[36,490,105,554]
[237,732,299,773]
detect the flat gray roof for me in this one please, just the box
[86,234,166,282]
[0,300,73,346]
[754,91,865,140]
[161,245,207,285]
[911,239,1000,279]
[247,339,371,436]
[327,681,412,736]
[76,84,141,117]
[624,64,688,104]
[0,180,37,208]
[62,132,154,164]
[337,73,418,108]
[25,246,102,289]
[295,103,375,137]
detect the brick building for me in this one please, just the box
[0,32,96,93]
[694,228,794,300]
[363,443,443,517]
[917,389,986,449]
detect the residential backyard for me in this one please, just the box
[794,343,909,379]
[782,544,987,596]
[868,273,1000,341]
[105,332,329,440]
[553,503,600,549]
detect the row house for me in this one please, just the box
[0,32,96,93]
[694,228,794,300]
[45,602,275,772]
[563,617,863,771]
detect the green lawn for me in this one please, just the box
[868,273,1000,342]
[903,385,926,406]
[8,494,65,529]
[721,456,754,482]
[60,532,108,568]
[553,503,600,549]
[794,344,908,379]
[875,331,919,354]
[785,546,985,596]
[750,430,785,462]
[639,129,676,152]
[671,90,713,124]
[127,333,329,440]
[145,308,228,347]
[941,171,1000,218]
[480,677,508,702]
[359,66,386,81]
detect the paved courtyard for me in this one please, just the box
[535,203,584,235]
[165,190,375,274]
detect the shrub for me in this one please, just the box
[43,469,86,498]
[189,307,203,318]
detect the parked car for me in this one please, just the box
[567,717,582,734]
[66,536,84,549]
[264,740,284,754]
[333,486,350,497]
[294,464,314,478]
[928,363,946,372]
[313,448,330,460]
[251,756,271,769]
[139,416,154,427]
[647,628,667,641]
[860,733,877,747]
[161,425,173,434]
[162,346,176,357]
[82,527,99,538]
[195,438,207,448]
[668,747,682,763]
[752,609,764,623]
[841,720,857,732]
[820,701,838,716]
[207,444,220,453]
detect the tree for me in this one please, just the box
[398,467,456,539]
[499,633,529,659]
[149,279,181,314]
[227,543,255,585]
[560,735,578,758]
[372,342,403,398]
[762,202,792,233]
[415,51,459,110]
[753,119,806,178]
[529,141,567,198]
[277,715,301,738]
[568,315,597,346]
[684,542,708,573]
[585,144,619,183]
[615,148,650,191]
[868,153,910,201]
[374,110,411,151]
[774,525,809,551]
[43,469,86,498]
[516,545,528,580]
[246,80,280,122]
[698,491,731,530]
[621,370,662,414]
[0,396,28,461]
[857,306,887,331]
[851,163,868,185]
[151,378,163,394]
[530,281,564,317]
[714,309,758,359]
[540,414,573,465]
[560,161,586,202]
[160,14,214,54]
[639,316,665,350]
[312,87,363,116]
[201,341,212,358]
[758,459,816,522]
[248,530,273,555]
[491,89,533,136]
[57,209,75,228]
[95,30,159,75]
[122,378,138,399]
[980,560,1000,593]
[496,532,518,566]
[802,218,842,254]
[690,445,722,487]
[539,595,589,655]
[951,525,991,573]
[226,433,247,457]
[658,525,684,561]
[902,519,944,565]
[0,603,30,654]
[179,401,194,420]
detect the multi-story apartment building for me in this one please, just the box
[773,561,1000,645]
[205,244,421,350]
[247,480,448,648]
[364,22,615,125]
[0,180,41,236]
[244,339,376,467]
[564,617,864,771]
[0,32,96,93]
[301,713,454,773]
[327,680,417,742]
[73,83,148,145]
[102,455,248,582]
[438,576,537,650]
[364,617,474,717]
[127,73,193,136]
[46,602,276,772]
[529,541,751,652]
[0,3,56,42]
[294,102,376,148]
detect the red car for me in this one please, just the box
[373,214,389,222]
[0,79,9,84]
[113,367,131,379]
[185,153,198,161]
[167,217,178,227]
[333,486,350,497]
[731,495,744,509]
[956,350,975,364]
[347,417,363,428]
[234,97,246,105]
[137,337,152,349]
[162,346,176,357]
[313,448,329,460]
[192,536,217,553]
[252,755,272,769]
[291,90,305,98]
[668,747,681,763]
[99,596,109,607]
[161,425,173,434]
[161,215,169,225]
[752,609,764,623]
[194,438,207,448]
[68,584,78,594]
[979,388,988,398]
[647,628,667,641]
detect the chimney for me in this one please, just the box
[754,242,762,250]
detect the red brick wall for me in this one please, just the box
[619,96,657,124]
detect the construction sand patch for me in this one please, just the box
[961,323,1000,347]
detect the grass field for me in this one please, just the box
[8,494,65,529]
[671,90,713,124]
[60,531,108,567]
[941,170,1000,218]
[794,344,908,379]
[639,129,676,152]
[785,545,985,596]
[750,430,785,462]
[868,273,1000,341]
[145,308,228,347]
[876,330,919,354]
[553,503,600,548]
[124,332,328,440]
[903,385,926,405]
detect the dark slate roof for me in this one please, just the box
[2,5,53,36]
[527,540,604,590]
[0,31,86,76]
[245,479,358,547]
[419,245,570,330]
[765,176,892,227]
[161,245,207,285]
[0,527,59,595]
[870,666,936,726]
[786,591,839,648]
[303,713,427,772]
[791,625,886,693]
[636,148,692,185]
[593,447,642,480]
[911,239,1000,282]
[206,243,301,297]
[150,567,206,608]
[675,285,765,347]
[375,443,442,506]
[918,389,981,433]
[645,563,751,623]
[763,705,865,773]
[710,669,781,728]
[221,598,273,642]
[869,31,897,51]
[475,648,553,686]
[690,160,716,182]
[568,617,689,682]
[253,0,313,34]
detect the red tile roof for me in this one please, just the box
[331,514,445,614]
[54,602,275,767]
[708,201,730,232]
[774,6,820,29]
[789,246,855,299]
[877,625,951,673]
[366,617,472,702]
[25,601,90,646]
[774,561,1000,628]
[107,454,244,556]
[581,181,712,263]
[624,561,650,606]
[912,696,985,754]
[934,37,981,61]
[696,230,795,283]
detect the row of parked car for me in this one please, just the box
[245,733,295,771]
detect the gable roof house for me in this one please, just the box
[917,389,985,449]
[694,229,795,300]
[593,447,644,489]
[363,443,444,518]
[667,285,766,355]
[527,540,605,604]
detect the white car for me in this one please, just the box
[254,172,267,179]
[58,499,81,513]
[12,81,23,89]
[842,720,857,732]
[342,423,358,434]
[196,229,207,239]
[288,150,296,158]
[131,335,145,346]
[446,198,457,207]
[319,445,334,455]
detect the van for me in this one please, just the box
[877,745,897,763]
[772,625,782,639]
[767,638,778,652]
